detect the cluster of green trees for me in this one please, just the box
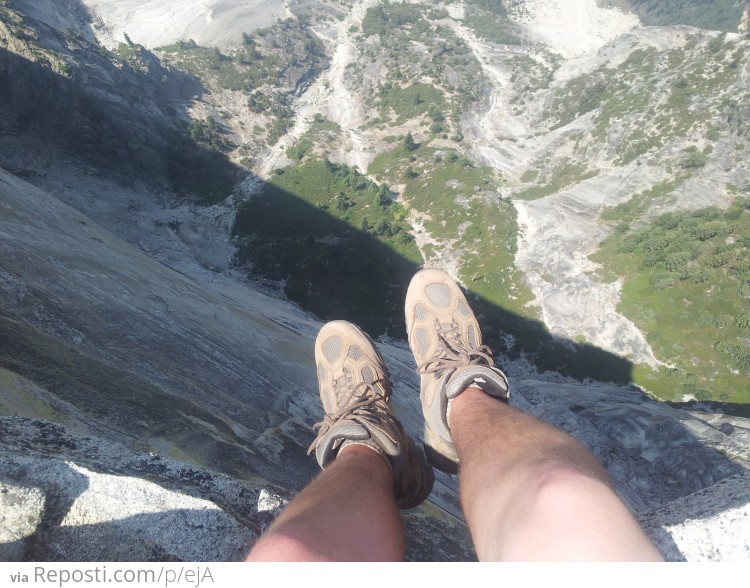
[595,197,750,401]
[188,117,233,152]
[246,89,294,146]
[619,205,749,291]
[160,20,327,149]
[374,82,446,126]
[362,1,422,37]
[247,91,272,113]
[464,0,508,14]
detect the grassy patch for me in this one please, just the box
[285,137,314,161]
[591,197,750,402]
[376,82,446,126]
[462,0,523,45]
[463,15,522,45]
[286,114,343,160]
[520,169,539,183]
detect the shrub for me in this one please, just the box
[713,314,734,329]
[691,269,711,283]
[706,250,736,267]
[665,252,691,271]
[694,389,712,401]
[404,132,419,152]
[649,273,674,290]
[375,185,392,207]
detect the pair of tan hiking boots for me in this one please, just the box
[307,268,510,509]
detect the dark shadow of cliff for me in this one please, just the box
[668,400,750,419]
[0,15,235,203]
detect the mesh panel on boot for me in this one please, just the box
[426,283,451,308]
[416,327,429,357]
[322,336,343,362]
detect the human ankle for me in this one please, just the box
[447,386,491,430]
[338,442,393,476]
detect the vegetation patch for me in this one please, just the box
[188,117,235,152]
[370,143,547,358]
[354,1,486,133]
[285,114,342,161]
[507,54,558,98]
[546,39,750,158]
[362,0,423,37]
[591,197,750,403]
[376,82,446,126]
[158,21,325,94]
[368,143,631,380]
[462,0,523,45]
[158,19,327,149]
[233,160,421,337]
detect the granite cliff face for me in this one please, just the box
[1,0,750,561]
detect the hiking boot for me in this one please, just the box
[405,268,510,474]
[307,320,434,509]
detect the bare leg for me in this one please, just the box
[451,388,663,561]
[246,445,404,561]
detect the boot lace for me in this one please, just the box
[417,320,494,379]
[307,373,397,455]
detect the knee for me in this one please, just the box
[504,462,660,560]
[523,461,614,516]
